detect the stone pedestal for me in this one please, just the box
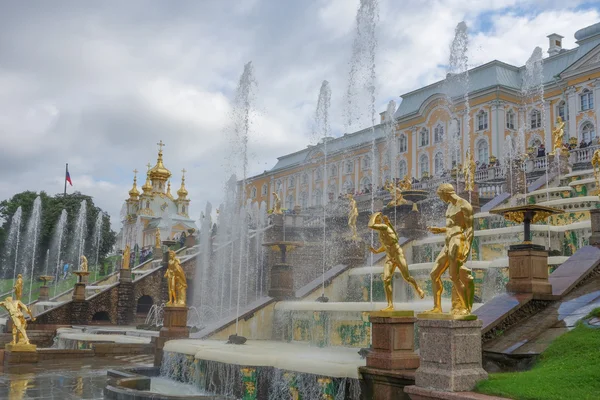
[184,235,196,248]
[155,306,189,366]
[154,246,164,260]
[589,209,600,247]
[117,279,134,325]
[507,244,552,295]
[268,263,295,300]
[70,299,90,324]
[414,318,487,392]
[367,311,420,370]
[4,344,38,365]
[359,367,414,400]
[72,282,86,301]
[38,286,50,302]
[119,268,132,283]
[548,153,570,176]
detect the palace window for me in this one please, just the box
[286,195,294,210]
[276,180,282,191]
[182,205,186,214]
[327,184,336,200]
[398,160,407,179]
[382,152,390,166]
[506,110,516,130]
[434,124,444,143]
[345,160,353,174]
[581,122,596,142]
[315,167,323,181]
[361,176,371,191]
[477,140,489,164]
[398,134,408,153]
[530,137,542,148]
[301,173,308,185]
[451,148,460,167]
[362,155,371,170]
[581,89,594,111]
[330,164,337,177]
[343,178,354,194]
[419,128,429,147]
[300,192,308,208]
[476,110,488,131]
[313,189,323,206]
[530,109,541,129]
[251,187,257,198]
[261,184,268,196]
[419,154,429,177]
[434,153,444,176]
[289,176,295,188]
[557,101,568,121]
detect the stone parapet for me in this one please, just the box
[507,244,552,296]
[367,312,420,370]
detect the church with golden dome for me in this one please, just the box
[120,141,197,251]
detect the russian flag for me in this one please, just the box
[66,166,73,186]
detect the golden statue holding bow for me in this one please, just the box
[425,183,475,316]
[165,250,187,306]
[0,296,36,347]
[463,150,475,193]
[13,274,23,301]
[368,212,424,311]
[551,116,566,156]
[272,192,283,215]
[347,194,359,241]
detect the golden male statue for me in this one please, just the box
[165,250,187,306]
[155,228,162,248]
[13,274,23,301]
[398,175,412,191]
[427,183,475,316]
[272,192,283,215]
[79,255,88,272]
[347,194,359,241]
[463,150,475,193]
[551,116,566,156]
[0,296,35,345]
[122,245,131,270]
[368,212,425,311]
[591,149,600,190]
[385,182,407,207]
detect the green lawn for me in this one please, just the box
[476,311,600,400]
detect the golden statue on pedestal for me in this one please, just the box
[463,150,475,193]
[551,116,566,156]
[165,250,187,306]
[0,296,36,346]
[155,228,161,248]
[79,255,88,272]
[591,149,600,190]
[122,245,131,270]
[368,212,424,311]
[385,181,407,207]
[425,184,475,317]
[347,194,359,241]
[272,192,283,215]
[13,274,23,301]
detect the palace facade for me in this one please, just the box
[245,22,600,211]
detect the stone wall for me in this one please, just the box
[0,331,55,348]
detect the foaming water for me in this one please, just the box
[23,197,42,303]
[70,200,88,267]
[2,206,22,283]
[50,209,68,295]
[92,211,103,281]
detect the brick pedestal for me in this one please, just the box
[589,209,600,247]
[154,247,163,260]
[119,268,132,283]
[155,306,189,367]
[117,280,134,325]
[72,283,86,301]
[507,244,552,296]
[38,286,50,302]
[367,311,420,370]
[269,263,295,300]
[70,300,90,324]
[413,318,487,392]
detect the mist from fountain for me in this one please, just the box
[194,202,212,311]
[382,100,398,224]
[92,212,104,281]
[3,206,22,282]
[51,209,68,297]
[22,196,42,304]
[344,0,379,302]
[70,200,88,269]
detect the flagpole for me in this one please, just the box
[64,163,68,197]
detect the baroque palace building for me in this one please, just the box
[246,22,600,211]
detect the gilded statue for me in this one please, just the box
[426,183,475,316]
[272,192,283,215]
[591,149,600,190]
[398,175,412,191]
[165,250,187,306]
[155,228,161,248]
[13,274,23,301]
[0,296,36,346]
[122,244,131,270]
[347,194,359,241]
[551,116,565,156]
[368,212,424,311]
[79,255,88,272]
[385,181,407,207]
[463,149,475,193]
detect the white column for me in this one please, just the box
[338,161,343,195]
[411,128,417,177]
[354,158,360,191]
[324,165,328,205]
[462,111,469,157]
[496,103,506,160]
[295,174,299,206]
[491,101,500,158]
[567,86,577,139]
[593,79,600,131]
[543,101,552,147]
[308,170,313,205]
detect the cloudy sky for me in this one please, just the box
[0,0,598,230]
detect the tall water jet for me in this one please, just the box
[70,200,88,268]
[382,100,397,223]
[3,206,22,282]
[51,209,68,297]
[344,0,379,301]
[194,202,213,311]
[23,196,42,304]
[92,212,104,281]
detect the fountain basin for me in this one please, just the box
[402,189,428,203]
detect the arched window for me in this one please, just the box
[398,134,408,153]
[557,101,568,121]
[398,160,408,179]
[530,109,541,129]
[476,110,488,131]
[146,201,150,209]
[300,192,308,208]
[434,124,444,143]
[276,180,282,191]
[362,155,371,170]
[361,176,371,191]
[327,184,337,201]
[477,140,489,163]
[581,88,594,111]
[419,128,429,147]
[313,189,323,206]
[315,167,323,181]
[452,118,461,137]
[382,152,390,166]
[182,205,186,214]
[251,187,257,198]
[529,137,542,148]
[261,184,268,196]
[434,153,444,176]
[506,110,515,130]
[343,178,354,194]
[330,164,338,177]
[345,161,353,174]
[581,122,596,142]
[419,154,429,177]
[289,176,295,188]
[451,149,460,167]
[301,174,308,185]
[286,195,294,210]
[383,173,391,184]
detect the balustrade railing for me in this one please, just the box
[474,165,505,182]
[570,144,600,164]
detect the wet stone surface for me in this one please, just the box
[0,354,153,399]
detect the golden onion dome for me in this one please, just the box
[142,163,153,194]
[148,141,171,182]
[177,168,188,199]
[128,170,140,199]
[166,180,174,199]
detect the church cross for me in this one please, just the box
[157,140,165,151]
[133,169,138,177]
[146,163,152,171]
[181,168,187,178]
